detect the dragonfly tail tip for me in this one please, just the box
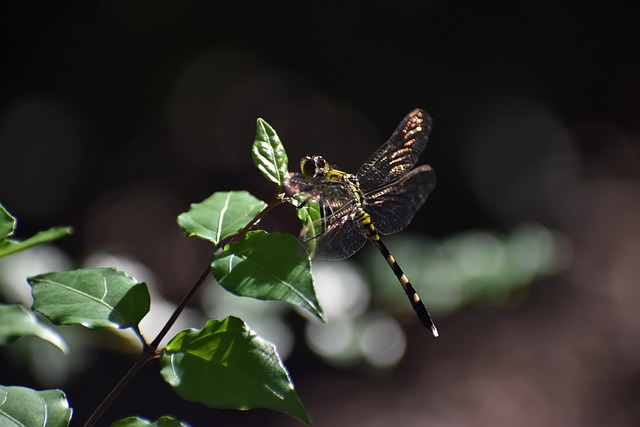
[431,325,439,337]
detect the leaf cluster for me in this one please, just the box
[0,118,321,426]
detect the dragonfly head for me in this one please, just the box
[300,155,331,179]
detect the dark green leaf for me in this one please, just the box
[177,191,267,245]
[0,226,73,257]
[110,416,191,427]
[159,317,311,425]
[0,303,67,352]
[28,268,150,330]
[0,386,72,427]
[252,118,289,186]
[212,230,324,322]
[0,204,15,240]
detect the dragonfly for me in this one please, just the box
[284,108,438,336]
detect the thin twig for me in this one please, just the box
[229,196,287,243]
[148,263,210,350]
[82,196,287,426]
[149,196,285,349]
[82,347,156,427]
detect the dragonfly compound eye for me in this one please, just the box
[315,156,327,170]
[301,156,329,178]
[300,156,317,178]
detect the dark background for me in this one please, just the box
[2,1,640,426]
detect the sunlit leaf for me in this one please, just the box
[252,118,289,186]
[211,230,324,322]
[0,204,15,240]
[177,191,267,245]
[0,303,68,352]
[0,386,72,427]
[159,317,311,425]
[0,226,73,257]
[294,197,321,258]
[110,416,191,427]
[0,204,71,257]
[28,268,150,330]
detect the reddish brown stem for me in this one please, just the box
[82,196,286,427]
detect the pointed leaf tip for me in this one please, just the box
[28,268,150,330]
[160,317,311,424]
[212,230,324,322]
[177,191,267,245]
[252,118,289,186]
[0,303,68,352]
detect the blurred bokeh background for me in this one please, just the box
[2,1,640,426]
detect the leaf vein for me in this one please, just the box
[0,409,24,427]
[232,255,317,311]
[215,193,232,244]
[35,278,115,310]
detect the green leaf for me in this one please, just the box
[28,268,150,330]
[294,197,322,258]
[159,317,311,425]
[110,416,191,427]
[0,204,16,240]
[211,230,324,322]
[0,386,72,427]
[177,191,267,245]
[0,226,73,257]
[0,303,68,352]
[252,118,289,186]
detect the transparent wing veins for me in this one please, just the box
[357,109,432,192]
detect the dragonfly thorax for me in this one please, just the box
[299,155,349,183]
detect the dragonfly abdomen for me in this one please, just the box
[367,230,439,337]
[348,174,438,335]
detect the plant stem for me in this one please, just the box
[149,196,285,350]
[82,197,287,426]
[148,263,210,350]
[82,347,156,427]
[229,196,286,243]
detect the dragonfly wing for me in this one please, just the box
[313,216,367,260]
[364,165,436,235]
[284,172,322,198]
[309,192,367,260]
[297,197,366,260]
[286,172,366,260]
[357,109,432,191]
